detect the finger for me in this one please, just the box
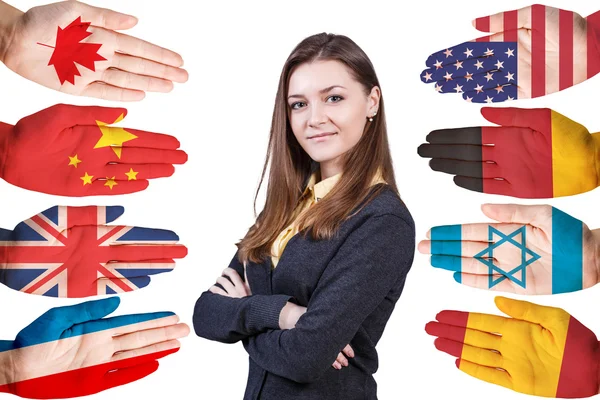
[102,68,174,93]
[436,310,510,334]
[425,240,491,257]
[104,259,176,276]
[333,361,342,369]
[97,276,151,292]
[453,176,512,196]
[431,256,496,274]
[112,339,181,362]
[480,107,552,132]
[457,358,513,390]
[342,344,355,358]
[81,82,146,102]
[336,352,348,367]
[454,272,523,293]
[112,53,189,83]
[103,164,175,181]
[72,313,178,337]
[108,244,188,262]
[493,296,568,327]
[417,144,487,161]
[431,55,503,84]
[480,204,552,226]
[425,321,502,350]
[462,84,518,103]
[30,104,127,132]
[426,126,531,145]
[102,226,180,244]
[425,41,508,69]
[104,127,181,149]
[20,297,121,341]
[116,33,184,67]
[430,159,502,178]
[434,338,504,368]
[72,2,138,30]
[102,361,159,391]
[221,268,245,289]
[78,177,150,195]
[215,276,236,294]
[209,286,228,296]
[472,6,534,32]
[428,222,529,242]
[114,323,190,352]
[119,148,188,165]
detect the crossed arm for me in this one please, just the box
[193,214,416,383]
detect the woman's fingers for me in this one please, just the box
[221,268,248,295]
[215,276,236,295]
[342,344,355,358]
[115,32,184,67]
[112,53,189,83]
[336,352,348,367]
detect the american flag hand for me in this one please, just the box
[420,5,600,102]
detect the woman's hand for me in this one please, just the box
[279,301,355,369]
[209,268,251,298]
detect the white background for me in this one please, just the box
[1,0,600,399]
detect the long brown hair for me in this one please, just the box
[236,32,401,265]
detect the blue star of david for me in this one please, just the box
[474,226,541,289]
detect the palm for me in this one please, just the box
[3,2,187,101]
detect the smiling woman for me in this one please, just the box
[193,33,415,400]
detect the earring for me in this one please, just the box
[368,111,377,122]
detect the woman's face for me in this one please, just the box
[287,60,379,174]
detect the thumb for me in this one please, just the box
[480,107,552,133]
[494,296,568,328]
[71,1,138,30]
[17,104,127,135]
[481,203,552,228]
[16,298,120,347]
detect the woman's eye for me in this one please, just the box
[327,95,343,103]
[291,102,305,109]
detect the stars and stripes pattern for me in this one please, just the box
[420,5,600,102]
[421,42,518,103]
[0,206,177,298]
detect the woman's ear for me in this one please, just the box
[368,86,381,114]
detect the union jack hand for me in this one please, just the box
[0,205,187,298]
[420,5,600,102]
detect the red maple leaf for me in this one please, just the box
[38,17,107,85]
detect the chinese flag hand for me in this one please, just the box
[418,204,600,295]
[418,107,600,198]
[420,5,600,102]
[2,1,188,101]
[425,297,600,398]
[0,104,187,196]
[0,205,188,298]
[0,297,189,399]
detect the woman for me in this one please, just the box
[193,33,415,399]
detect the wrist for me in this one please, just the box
[0,2,23,64]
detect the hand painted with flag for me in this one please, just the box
[0,297,189,399]
[420,5,600,102]
[0,103,187,196]
[0,0,188,101]
[417,107,600,198]
[0,205,187,298]
[418,204,600,295]
[425,297,600,398]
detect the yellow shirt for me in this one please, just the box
[270,169,386,268]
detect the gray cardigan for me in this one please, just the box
[193,184,415,399]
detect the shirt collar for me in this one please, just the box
[304,167,386,202]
